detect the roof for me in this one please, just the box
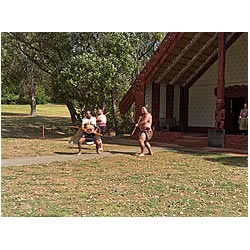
[119,32,242,114]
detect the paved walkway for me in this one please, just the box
[1,145,167,167]
[1,137,247,167]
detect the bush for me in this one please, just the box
[1,93,19,104]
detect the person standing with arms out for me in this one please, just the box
[239,103,248,135]
[135,106,153,156]
[96,108,107,151]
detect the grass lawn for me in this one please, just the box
[1,150,247,217]
[1,104,70,117]
[1,104,248,217]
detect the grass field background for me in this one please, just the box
[1,104,70,117]
[1,104,248,217]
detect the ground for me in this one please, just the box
[1,104,248,217]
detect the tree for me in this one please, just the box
[1,33,51,115]
[2,32,165,132]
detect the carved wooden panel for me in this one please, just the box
[120,32,183,115]
[214,85,248,98]
[152,82,160,130]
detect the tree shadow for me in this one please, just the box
[1,114,73,139]
[203,156,248,168]
[1,112,30,117]
[169,149,248,168]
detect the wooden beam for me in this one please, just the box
[156,33,203,83]
[119,32,182,115]
[182,32,241,88]
[169,33,218,86]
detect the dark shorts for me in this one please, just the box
[82,132,98,142]
[99,126,107,135]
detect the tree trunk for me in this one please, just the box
[29,75,36,117]
[111,89,122,136]
[66,100,81,126]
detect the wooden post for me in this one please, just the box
[217,32,226,100]
[180,86,189,131]
[215,32,226,129]
[134,81,145,123]
[166,84,174,119]
[41,125,45,139]
[152,81,160,130]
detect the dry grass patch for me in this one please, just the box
[1,150,247,217]
[1,138,139,159]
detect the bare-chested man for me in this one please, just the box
[77,124,101,155]
[96,109,107,151]
[96,109,107,135]
[135,106,153,156]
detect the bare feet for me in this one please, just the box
[99,147,104,151]
[135,153,144,156]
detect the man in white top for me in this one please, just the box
[81,110,97,146]
[82,110,96,126]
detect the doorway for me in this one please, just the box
[225,97,246,134]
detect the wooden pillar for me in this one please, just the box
[152,82,160,130]
[134,81,145,123]
[180,86,189,131]
[215,32,226,129]
[166,84,174,118]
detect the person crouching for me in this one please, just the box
[77,124,101,155]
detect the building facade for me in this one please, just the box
[119,32,248,150]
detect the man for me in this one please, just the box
[81,110,97,146]
[77,124,101,155]
[96,109,107,151]
[82,110,96,127]
[135,106,153,156]
[96,109,107,135]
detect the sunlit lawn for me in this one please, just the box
[1,104,70,117]
[1,104,248,217]
[1,150,248,217]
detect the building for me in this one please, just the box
[119,32,248,150]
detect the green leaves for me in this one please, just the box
[2,32,165,130]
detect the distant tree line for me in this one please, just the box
[1,32,165,134]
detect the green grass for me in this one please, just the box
[1,104,72,140]
[1,151,248,217]
[1,104,248,217]
[1,104,70,117]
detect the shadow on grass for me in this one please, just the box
[1,114,73,139]
[203,156,248,168]
[105,150,136,156]
[102,139,138,148]
[170,149,248,168]
[1,112,30,117]
[54,152,77,155]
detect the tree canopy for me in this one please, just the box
[1,32,165,133]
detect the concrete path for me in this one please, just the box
[1,146,167,167]
[1,137,247,167]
